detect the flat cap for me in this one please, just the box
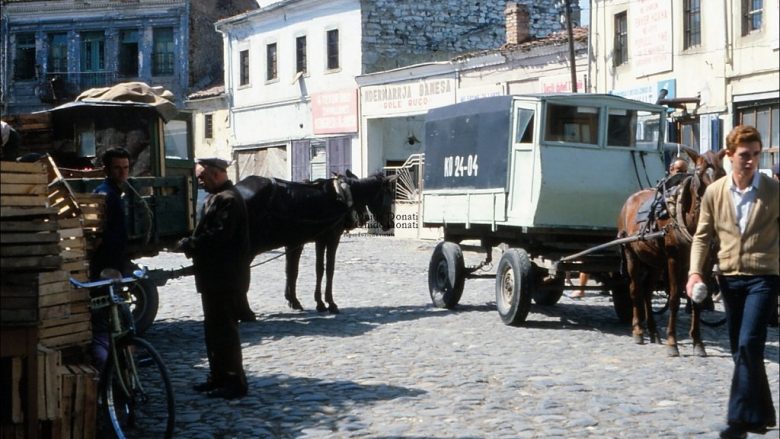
[195,157,229,171]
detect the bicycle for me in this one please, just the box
[70,267,175,438]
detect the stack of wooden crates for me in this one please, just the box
[1,159,105,439]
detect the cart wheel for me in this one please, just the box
[495,248,532,326]
[609,278,632,324]
[428,241,465,309]
[126,278,159,335]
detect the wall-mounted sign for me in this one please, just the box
[311,89,358,135]
[538,73,586,94]
[629,0,673,77]
[361,78,456,117]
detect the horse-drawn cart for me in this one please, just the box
[422,94,668,325]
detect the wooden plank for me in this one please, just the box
[0,206,57,218]
[39,321,90,337]
[60,260,88,273]
[11,357,23,423]
[0,255,62,270]
[0,232,61,244]
[59,366,73,439]
[0,220,58,232]
[0,243,61,257]
[79,365,98,439]
[58,228,83,239]
[37,291,76,308]
[0,172,48,184]
[57,218,82,229]
[37,345,61,421]
[0,183,48,195]
[0,308,38,324]
[0,195,48,207]
[39,304,71,320]
[70,365,84,439]
[0,161,46,174]
[40,331,91,349]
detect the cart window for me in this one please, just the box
[607,109,637,147]
[515,108,534,144]
[544,104,599,145]
[164,120,189,159]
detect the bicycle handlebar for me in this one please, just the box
[69,267,148,290]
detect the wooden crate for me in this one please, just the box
[59,365,97,439]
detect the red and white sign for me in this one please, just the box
[538,73,586,94]
[630,0,673,77]
[311,89,358,135]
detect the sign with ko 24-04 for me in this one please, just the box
[423,96,512,190]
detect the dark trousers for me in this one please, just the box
[719,275,779,428]
[200,290,246,389]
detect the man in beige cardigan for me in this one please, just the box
[687,125,779,439]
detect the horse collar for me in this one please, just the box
[332,177,354,208]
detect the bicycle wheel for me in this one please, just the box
[103,336,175,438]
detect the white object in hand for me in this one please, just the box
[691,282,708,304]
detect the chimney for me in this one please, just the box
[504,2,530,45]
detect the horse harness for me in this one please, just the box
[635,172,704,245]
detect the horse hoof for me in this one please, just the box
[633,334,644,345]
[328,304,340,314]
[316,303,327,313]
[288,300,304,311]
[666,345,680,357]
[693,344,707,357]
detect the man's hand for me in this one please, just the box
[686,273,704,300]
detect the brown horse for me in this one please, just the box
[617,147,726,357]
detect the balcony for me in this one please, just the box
[38,71,120,104]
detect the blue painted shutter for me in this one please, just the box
[291,140,310,181]
[710,117,722,151]
[326,137,351,176]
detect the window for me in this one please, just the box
[737,102,779,169]
[118,30,139,77]
[239,49,249,86]
[683,0,701,49]
[48,33,68,73]
[80,31,105,72]
[14,33,37,80]
[326,29,339,70]
[613,12,628,67]
[266,43,277,81]
[742,0,763,35]
[515,108,534,144]
[296,36,307,74]
[544,104,600,145]
[204,114,213,139]
[607,109,638,147]
[152,27,174,76]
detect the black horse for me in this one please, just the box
[236,170,395,312]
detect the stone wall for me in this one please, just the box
[360,0,577,73]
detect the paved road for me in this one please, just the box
[138,235,780,439]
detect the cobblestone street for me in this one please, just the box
[138,235,780,439]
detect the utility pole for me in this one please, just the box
[562,0,577,92]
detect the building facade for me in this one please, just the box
[589,0,779,169]
[0,0,257,114]
[215,0,573,181]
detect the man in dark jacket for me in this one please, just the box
[176,157,250,399]
[90,147,133,370]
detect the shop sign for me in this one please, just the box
[361,78,456,116]
[312,89,358,134]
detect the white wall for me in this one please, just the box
[222,0,362,148]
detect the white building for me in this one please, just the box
[215,0,568,181]
[588,0,779,169]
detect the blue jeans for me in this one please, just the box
[718,275,779,428]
